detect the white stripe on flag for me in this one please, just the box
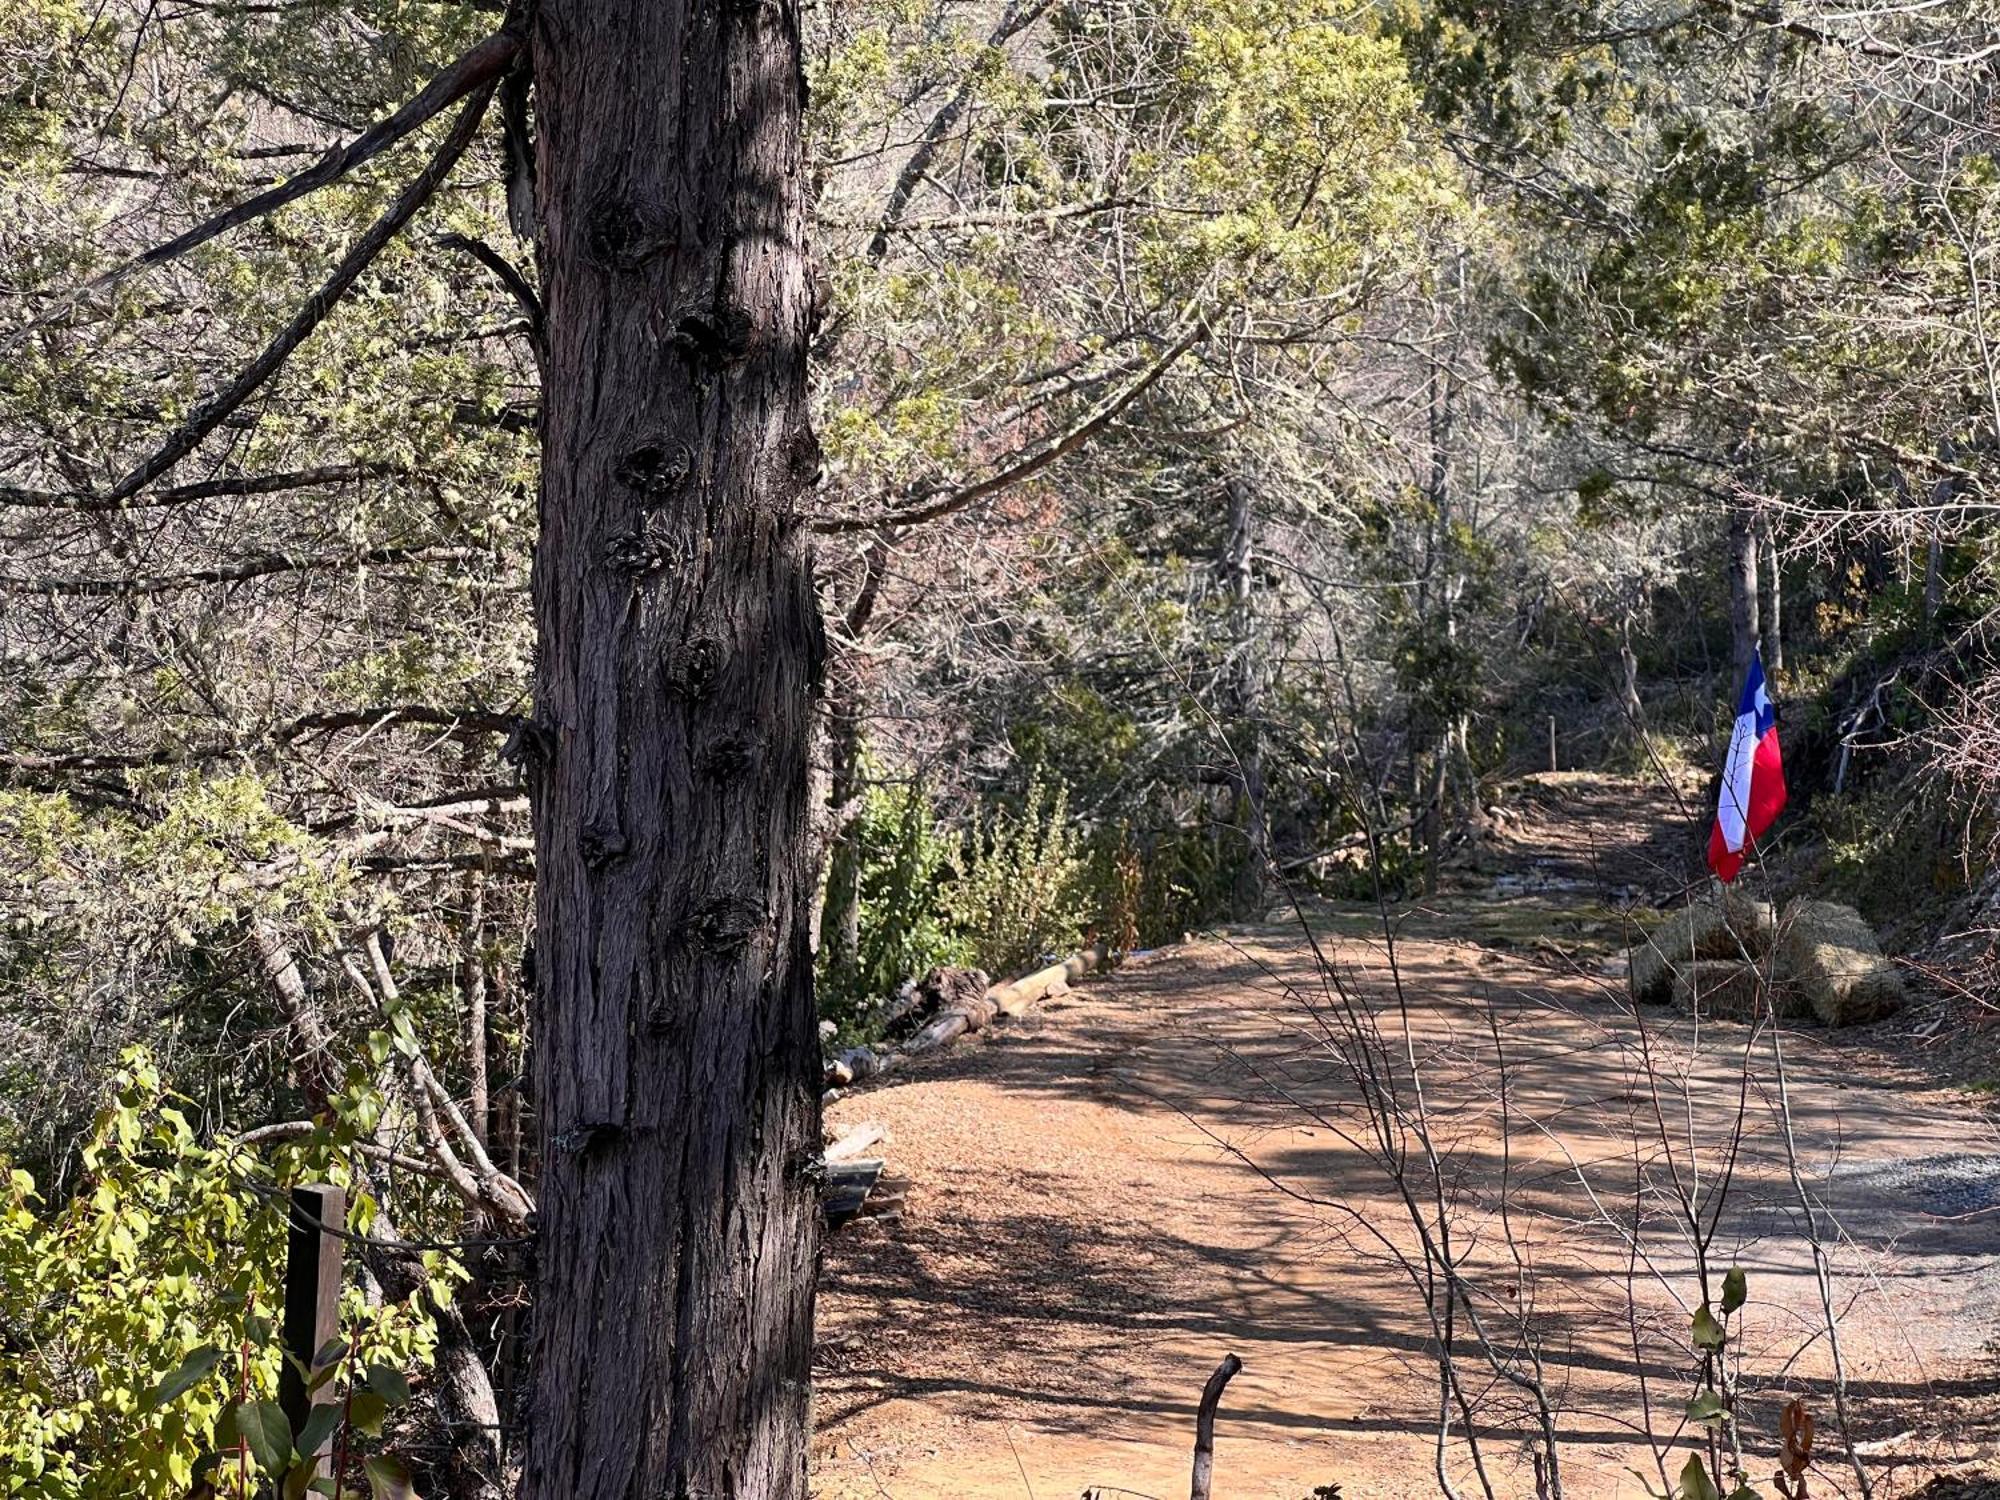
[1718,710,1756,853]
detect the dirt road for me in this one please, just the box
[814,787,2000,1499]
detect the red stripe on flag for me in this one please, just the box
[1747,727,1786,835]
[1707,821,1744,883]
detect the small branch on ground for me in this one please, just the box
[1189,1352,1242,1500]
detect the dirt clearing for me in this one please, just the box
[814,880,2000,1498]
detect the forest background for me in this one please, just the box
[4,0,2000,1494]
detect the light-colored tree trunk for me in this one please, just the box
[460,870,488,1148]
[1223,477,1268,917]
[1419,359,1459,895]
[1618,606,1646,731]
[1727,502,1760,683]
[1759,518,1784,675]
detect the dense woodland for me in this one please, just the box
[5,0,2000,1496]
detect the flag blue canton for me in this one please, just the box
[1738,650,1775,736]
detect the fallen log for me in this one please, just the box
[903,987,1000,1054]
[843,943,1110,1064]
[990,943,1106,1017]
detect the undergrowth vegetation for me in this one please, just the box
[0,1053,445,1499]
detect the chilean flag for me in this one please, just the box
[1708,649,1787,883]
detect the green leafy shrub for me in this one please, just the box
[820,782,969,1037]
[1810,780,1961,938]
[1125,822,1238,944]
[945,773,1089,977]
[0,1051,444,1498]
[821,773,1095,1034]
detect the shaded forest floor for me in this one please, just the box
[812,775,2000,1499]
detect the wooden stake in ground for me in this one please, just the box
[1190,1352,1242,1500]
[278,1184,344,1485]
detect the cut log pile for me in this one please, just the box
[1629,892,1904,1026]
[822,943,1109,1094]
[820,1121,910,1229]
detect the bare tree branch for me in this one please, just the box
[0,462,404,511]
[106,32,519,284]
[435,230,544,359]
[0,544,493,596]
[1693,0,2000,65]
[0,704,520,775]
[101,82,501,505]
[813,322,1207,535]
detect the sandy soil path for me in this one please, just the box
[814,793,2000,1499]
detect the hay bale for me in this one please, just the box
[1668,960,1812,1021]
[1778,899,1904,1026]
[1629,890,1777,1005]
[1670,960,1765,1020]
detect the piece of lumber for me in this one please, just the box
[825,1121,887,1163]
[860,1174,910,1217]
[279,1184,345,1486]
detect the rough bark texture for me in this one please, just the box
[520,0,825,1492]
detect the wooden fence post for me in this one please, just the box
[279,1183,346,1482]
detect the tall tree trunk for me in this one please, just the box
[818,695,866,978]
[1726,502,1760,684]
[1617,605,1645,730]
[1222,477,1267,917]
[1758,518,1783,675]
[814,538,891,978]
[521,0,824,1491]
[1423,742,1447,897]
[461,869,489,1148]
[1419,358,1457,895]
